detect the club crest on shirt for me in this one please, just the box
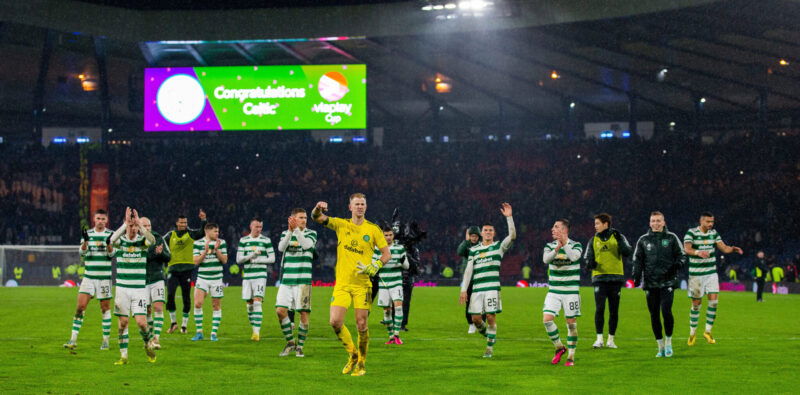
[661,239,670,247]
[362,235,370,242]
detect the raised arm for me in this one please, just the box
[500,204,516,252]
[109,223,127,245]
[193,240,208,265]
[215,240,228,265]
[293,229,315,250]
[564,242,583,262]
[132,210,155,245]
[188,209,208,240]
[543,243,558,264]
[277,230,292,253]
[311,201,329,225]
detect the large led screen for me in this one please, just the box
[144,65,366,131]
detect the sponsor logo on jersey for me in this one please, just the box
[344,244,365,255]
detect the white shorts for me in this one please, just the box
[275,284,312,312]
[242,278,266,300]
[79,278,112,300]
[468,290,502,315]
[377,286,404,307]
[147,280,166,305]
[196,278,224,298]
[114,287,148,317]
[543,292,581,318]
[688,274,719,298]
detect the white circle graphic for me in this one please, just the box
[156,74,206,125]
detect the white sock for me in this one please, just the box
[665,336,672,347]
[544,321,563,349]
[252,302,262,334]
[608,335,615,342]
[657,338,665,350]
[566,323,578,358]
[169,311,177,323]
[596,334,604,342]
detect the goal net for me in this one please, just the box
[0,245,83,286]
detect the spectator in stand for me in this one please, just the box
[784,260,797,283]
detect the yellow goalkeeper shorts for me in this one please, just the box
[330,284,372,310]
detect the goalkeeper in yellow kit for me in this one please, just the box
[312,193,390,376]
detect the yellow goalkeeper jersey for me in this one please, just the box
[326,216,388,288]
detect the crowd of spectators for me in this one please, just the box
[2,134,799,284]
[0,144,80,245]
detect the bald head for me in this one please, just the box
[140,217,152,232]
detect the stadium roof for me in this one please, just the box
[75,0,412,10]
[1,0,799,132]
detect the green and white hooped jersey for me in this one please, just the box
[114,234,149,288]
[468,241,506,293]
[684,227,722,277]
[544,240,583,295]
[279,229,317,286]
[80,228,114,280]
[238,234,274,280]
[194,238,227,281]
[374,242,407,289]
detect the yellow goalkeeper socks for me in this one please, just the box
[358,329,369,362]
[335,326,356,354]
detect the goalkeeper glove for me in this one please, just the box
[356,261,382,276]
[81,226,89,242]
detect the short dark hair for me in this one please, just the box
[250,218,262,224]
[177,215,188,220]
[700,211,714,218]
[650,211,664,217]
[291,208,306,215]
[556,219,570,229]
[594,213,612,226]
[204,223,219,230]
[94,209,107,216]
[381,225,394,233]
[481,223,495,230]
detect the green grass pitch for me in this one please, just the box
[0,286,797,393]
